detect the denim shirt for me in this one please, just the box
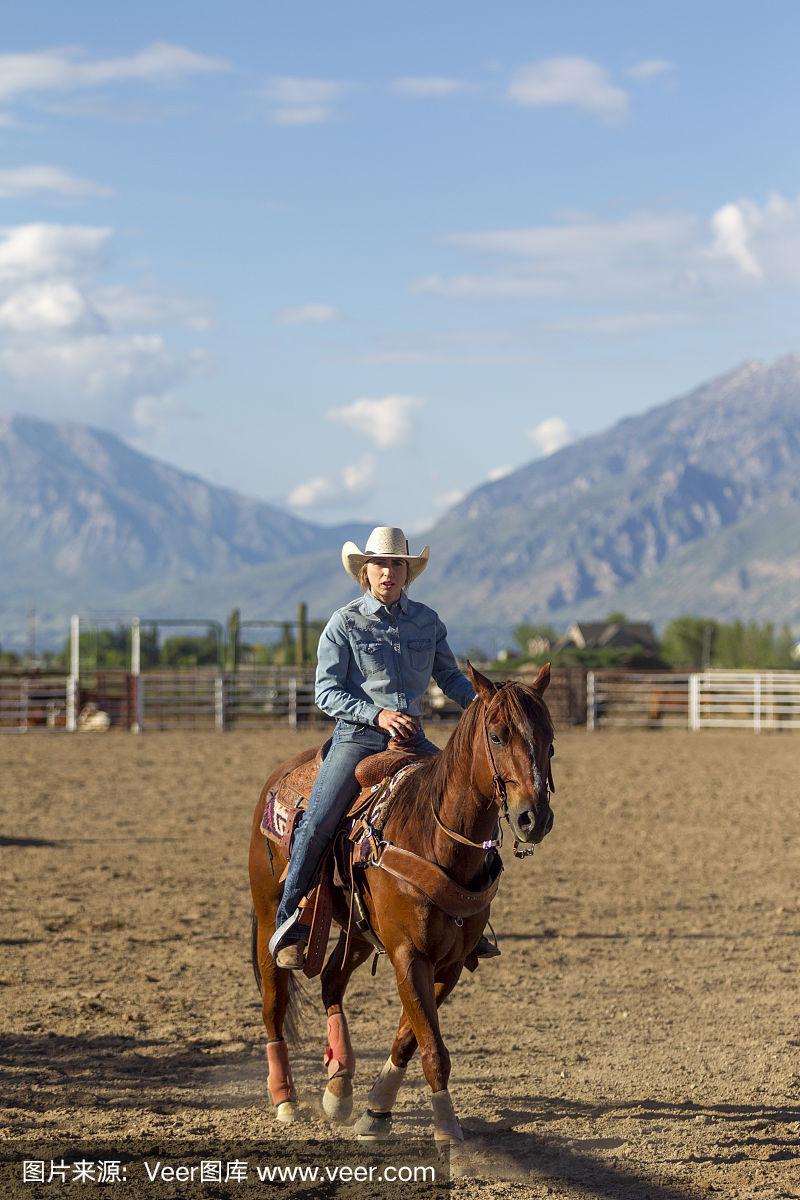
[314,590,476,725]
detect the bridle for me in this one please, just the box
[432,683,555,860]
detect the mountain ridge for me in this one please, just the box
[2,355,799,650]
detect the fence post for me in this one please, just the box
[214,676,225,732]
[586,671,596,731]
[20,677,29,732]
[288,676,298,730]
[753,674,762,735]
[688,674,699,731]
[66,613,80,732]
[130,617,143,733]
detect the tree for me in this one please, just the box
[661,617,717,669]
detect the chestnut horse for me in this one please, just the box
[248,662,555,1145]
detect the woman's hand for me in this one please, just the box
[376,709,419,742]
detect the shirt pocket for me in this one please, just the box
[407,636,434,672]
[352,637,384,673]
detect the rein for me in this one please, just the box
[430,802,502,851]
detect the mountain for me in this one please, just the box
[416,355,800,642]
[0,414,371,644]
[118,355,800,648]
[2,356,799,651]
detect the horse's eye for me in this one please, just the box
[549,745,555,757]
[489,732,502,745]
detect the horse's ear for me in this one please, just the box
[532,662,551,694]
[466,660,497,703]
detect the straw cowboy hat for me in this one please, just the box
[342,526,430,582]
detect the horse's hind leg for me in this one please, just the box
[319,930,372,1122]
[355,962,462,1142]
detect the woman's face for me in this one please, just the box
[366,557,408,606]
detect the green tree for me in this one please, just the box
[661,617,717,669]
[160,629,220,668]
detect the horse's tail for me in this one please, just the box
[250,907,262,995]
[249,907,306,1046]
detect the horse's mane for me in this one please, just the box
[386,681,554,854]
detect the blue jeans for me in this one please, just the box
[275,719,439,942]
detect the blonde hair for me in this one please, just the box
[358,560,410,593]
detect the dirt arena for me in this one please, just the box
[1,725,798,1199]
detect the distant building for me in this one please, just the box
[555,621,659,654]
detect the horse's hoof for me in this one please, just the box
[434,1123,464,1145]
[322,1082,353,1122]
[354,1110,393,1141]
[275,1101,299,1124]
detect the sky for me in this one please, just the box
[1,0,798,534]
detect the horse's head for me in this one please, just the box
[467,662,555,850]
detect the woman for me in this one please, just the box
[269,525,482,970]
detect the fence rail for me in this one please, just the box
[0,663,587,732]
[4,666,796,733]
[588,670,800,731]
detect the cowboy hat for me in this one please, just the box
[341,526,430,582]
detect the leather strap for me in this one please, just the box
[430,802,501,851]
[372,842,503,920]
[302,869,333,978]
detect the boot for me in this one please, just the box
[275,942,306,971]
[475,933,500,959]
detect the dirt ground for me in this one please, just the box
[1,725,798,1199]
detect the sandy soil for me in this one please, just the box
[1,725,798,1199]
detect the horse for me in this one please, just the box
[248,661,555,1145]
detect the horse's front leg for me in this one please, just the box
[355,961,462,1142]
[319,930,372,1122]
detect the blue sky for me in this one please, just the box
[1,1,798,532]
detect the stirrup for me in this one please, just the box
[268,908,302,959]
[476,933,501,959]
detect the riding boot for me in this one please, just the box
[475,933,501,958]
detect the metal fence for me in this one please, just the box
[0,663,588,732]
[0,675,71,730]
[588,670,800,732]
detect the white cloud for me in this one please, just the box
[708,202,763,278]
[507,57,628,119]
[0,165,113,199]
[0,223,111,282]
[275,302,338,325]
[546,310,687,336]
[488,464,513,481]
[412,195,800,306]
[434,488,465,509]
[288,455,375,508]
[265,77,345,125]
[131,392,199,431]
[326,394,422,448]
[626,59,674,80]
[527,416,574,456]
[0,332,206,432]
[0,280,105,333]
[391,77,466,98]
[0,222,210,437]
[0,43,229,101]
[92,284,211,330]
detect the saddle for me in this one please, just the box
[259,736,503,978]
[259,737,433,976]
